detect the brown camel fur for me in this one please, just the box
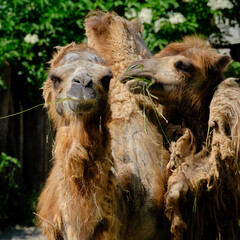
[85,12,170,239]
[121,38,240,239]
[121,36,231,151]
[36,43,126,240]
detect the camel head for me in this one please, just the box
[120,36,230,113]
[43,43,113,126]
[85,11,152,70]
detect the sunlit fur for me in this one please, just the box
[85,12,170,239]
[37,43,125,240]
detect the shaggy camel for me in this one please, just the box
[85,12,170,239]
[121,37,240,239]
[36,43,126,240]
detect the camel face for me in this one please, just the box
[121,55,205,106]
[121,55,230,113]
[47,49,113,116]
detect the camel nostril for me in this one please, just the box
[72,78,93,88]
[73,78,81,84]
[85,79,93,88]
[101,72,113,91]
[72,72,93,87]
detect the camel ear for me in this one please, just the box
[215,55,231,71]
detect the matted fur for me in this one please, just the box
[166,78,240,239]
[85,12,170,239]
[37,44,126,240]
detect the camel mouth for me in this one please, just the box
[66,84,98,114]
[120,71,155,85]
[67,98,97,114]
[120,72,173,93]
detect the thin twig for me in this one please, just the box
[0,98,69,120]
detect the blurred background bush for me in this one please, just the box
[0,0,239,227]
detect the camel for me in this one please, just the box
[85,12,170,239]
[36,43,126,240]
[121,37,240,239]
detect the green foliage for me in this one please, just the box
[0,76,7,90]
[0,153,21,225]
[225,60,240,78]
[0,0,239,93]
[0,152,20,171]
[0,152,39,227]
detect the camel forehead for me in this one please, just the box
[49,61,99,80]
[160,55,191,62]
[60,51,103,65]
[154,55,193,67]
[49,52,109,82]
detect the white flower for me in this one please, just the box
[125,8,137,19]
[24,33,39,44]
[27,2,35,11]
[168,12,186,24]
[207,0,233,10]
[154,18,166,32]
[138,8,152,24]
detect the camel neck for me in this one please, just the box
[54,113,111,179]
[184,108,209,150]
[165,102,210,152]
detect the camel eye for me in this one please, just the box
[50,74,62,88]
[100,72,113,92]
[175,60,193,73]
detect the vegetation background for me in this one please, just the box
[0,0,239,228]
